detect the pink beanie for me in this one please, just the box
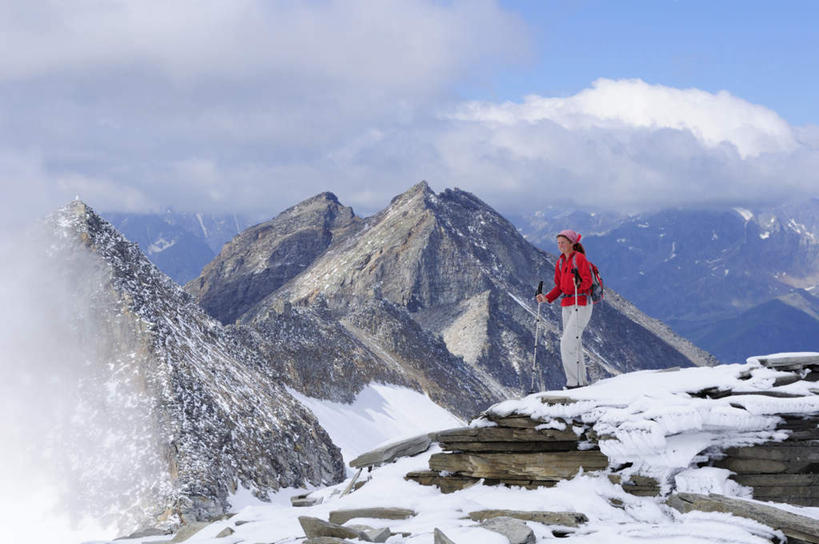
[557,229,581,244]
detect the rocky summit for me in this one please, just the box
[187,192,363,326]
[44,201,345,534]
[189,182,717,408]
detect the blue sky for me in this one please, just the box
[0,0,817,221]
[478,1,819,124]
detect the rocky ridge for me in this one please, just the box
[46,201,345,534]
[187,192,362,325]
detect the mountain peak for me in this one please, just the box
[277,191,353,223]
[186,189,362,324]
[53,199,93,227]
[303,191,340,205]
[388,180,434,208]
[50,199,123,250]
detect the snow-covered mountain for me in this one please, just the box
[188,182,716,404]
[39,201,345,535]
[511,207,627,248]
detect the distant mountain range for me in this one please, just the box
[103,211,261,284]
[515,200,819,362]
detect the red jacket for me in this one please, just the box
[545,251,593,306]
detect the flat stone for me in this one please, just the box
[429,451,609,480]
[298,516,366,541]
[608,474,661,497]
[756,355,819,369]
[215,527,235,538]
[291,492,322,507]
[437,426,579,443]
[468,509,587,527]
[539,395,580,406]
[480,516,535,544]
[405,470,480,493]
[329,507,415,525]
[347,525,391,543]
[484,415,540,428]
[350,433,433,468]
[434,528,456,544]
[441,440,579,453]
[304,538,356,544]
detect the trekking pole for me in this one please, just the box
[529,281,544,393]
[572,268,581,387]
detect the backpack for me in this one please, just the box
[570,253,605,304]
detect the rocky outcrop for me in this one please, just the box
[186,192,362,325]
[404,355,819,507]
[45,201,344,534]
[405,412,615,494]
[479,516,535,544]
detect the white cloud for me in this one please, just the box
[450,78,797,158]
[0,2,816,220]
[0,0,526,91]
[0,0,529,218]
[421,78,817,212]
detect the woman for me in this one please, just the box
[536,229,593,389]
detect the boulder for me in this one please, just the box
[215,527,235,538]
[291,491,322,507]
[329,507,416,525]
[298,516,367,541]
[434,528,457,544]
[480,516,535,544]
[347,525,392,542]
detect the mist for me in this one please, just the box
[0,216,169,542]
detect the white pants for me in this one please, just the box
[561,303,593,387]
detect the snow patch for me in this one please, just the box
[733,207,754,222]
[289,383,464,467]
[146,236,176,254]
[195,212,208,238]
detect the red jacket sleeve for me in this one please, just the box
[545,259,562,302]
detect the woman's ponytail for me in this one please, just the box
[574,242,586,254]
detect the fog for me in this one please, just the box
[0,218,169,542]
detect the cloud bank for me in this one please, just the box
[0,1,816,220]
